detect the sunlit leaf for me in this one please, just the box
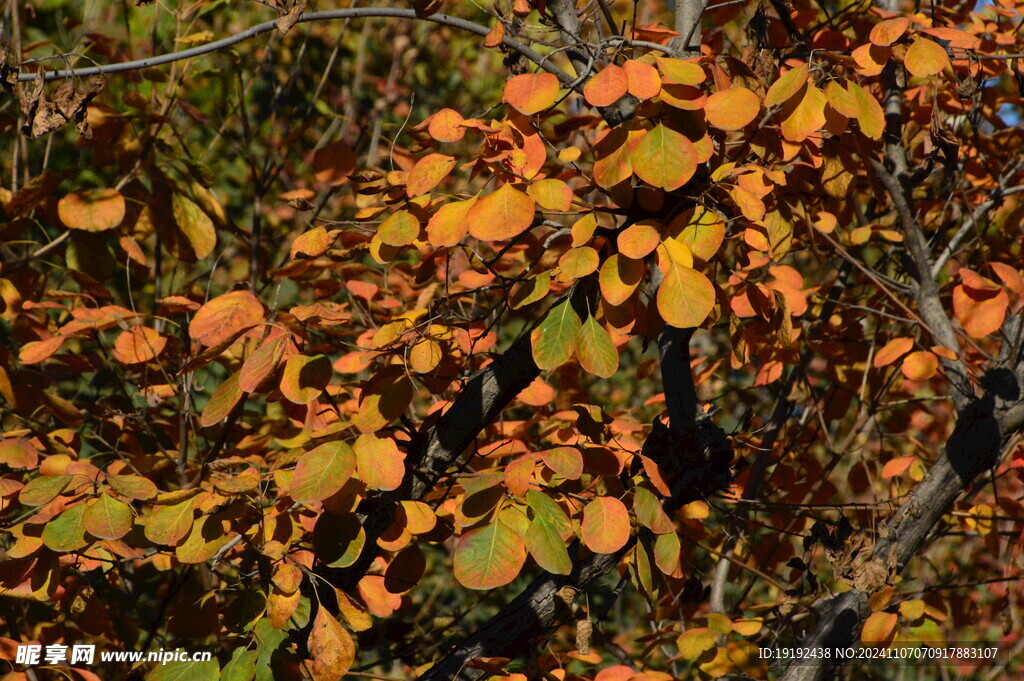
[467,184,535,241]
[406,153,457,197]
[704,87,760,131]
[83,492,133,540]
[503,72,560,115]
[581,496,630,554]
[584,64,628,107]
[531,301,582,370]
[453,513,527,589]
[632,124,697,191]
[291,441,357,503]
[575,315,619,378]
[189,291,264,347]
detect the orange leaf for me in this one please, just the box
[313,142,357,186]
[308,608,355,681]
[581,496,630,554]
[200,372,243,426]
[290,441,356,503]
[19,336,65,365]
[290,226,336,259]
[238,334,287,393]
[870,17,910,46]
[428,108,466,142]
[881,455,916,479]
[618,221,661,259]
[354,433,405,491]
[704,87,760,130]
[483,21,504,48]
[623,60,661,100]
[873,337,914,367]
[558,246,600,280]
[540,447,583,480]
[466,184,535,241]
[111,326,166,365]
[58,188,125,231]
[669,207,726,262]
[764,64,808,108]
[378,210,421,246]
[592,127,634,188]
[189,290,265,347]
[824,81,860,118]
[862,611,899,645]
[503,72,560,115]
[901,351,938,380]
[406,153,457,197]
[904,37,949,78]
[953,283,1008,338]
[632,124,697,191]
[584,64,629,107]
[427,195,477,247]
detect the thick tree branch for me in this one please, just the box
[668,0,706,57]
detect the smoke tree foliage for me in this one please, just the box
[2,0,1024,679]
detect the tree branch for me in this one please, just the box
[870,159,973,411]
[18,9,574,85]
[668,0,707,57]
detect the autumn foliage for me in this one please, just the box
[2,0,1024,680]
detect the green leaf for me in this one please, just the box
[19,475,71,506]
[524,490,572,575]
[83,492,134,540]
[107,473,159,500]
[530,301,582,370]
[290,441,356,503]
[144,498,196,546]
[632,486,675,534]
[220,649,257,681]
[575,315,619,378]
[631,124,697,191]
[453,515,527,589]
[42,503,88,552]
[147,658,219,681]
[176,514,229,564]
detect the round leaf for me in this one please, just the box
[581,496,630,554]
[503,72,560,115]
[290,441,356,503]
[453,518,527,589]
[58,188,125,232]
